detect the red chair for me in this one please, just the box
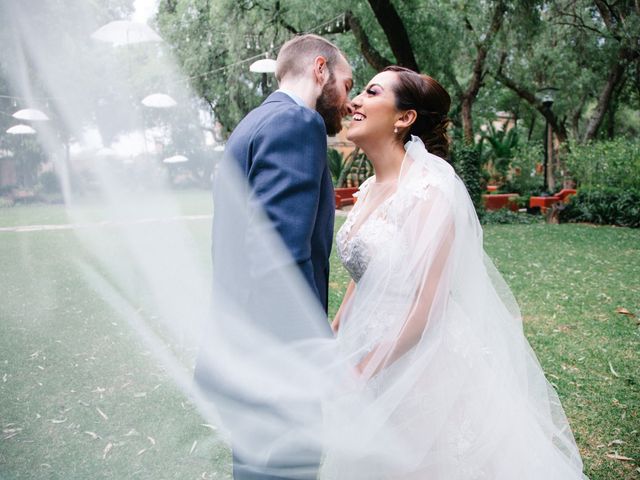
[529,189,577,213]
[335,187,359,209]
[482,193,519,211]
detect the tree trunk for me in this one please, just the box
[570,94,588,139]
[461,96,474,145]
[583,57,626,142]
[366,0,419,71]
[459,0,507,144]
[345,11,392,71]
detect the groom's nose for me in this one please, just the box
[344,101,355,117]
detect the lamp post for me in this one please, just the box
[536,87,558,193]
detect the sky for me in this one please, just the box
[132,0,159,23]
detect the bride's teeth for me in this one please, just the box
[353,113,365,121]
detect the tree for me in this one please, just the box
[156,0,515,144]
[493,0,640,144]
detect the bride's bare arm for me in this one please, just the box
[332,280,356,333]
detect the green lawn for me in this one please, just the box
[1,194,638,479]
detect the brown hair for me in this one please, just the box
[275,34,343,82]
[384,66,451,159]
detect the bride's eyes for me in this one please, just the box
[365,87,378,95]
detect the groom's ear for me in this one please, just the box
[395,110,417,130]
[313,56,329,86]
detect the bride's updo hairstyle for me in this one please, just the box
[384,66,451,159]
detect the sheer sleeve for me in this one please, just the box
[355,181,457,378]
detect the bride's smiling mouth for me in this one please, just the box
[352,112,366,121]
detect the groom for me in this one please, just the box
[222,34,353,315]
[197,35,353,480]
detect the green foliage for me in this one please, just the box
[481,209,542,224]
[499,141,545,196]
[37,171,61,194]
[452,143,484,215]
[328,148,345,186]
[559,187,640,228]
[566,138,640,190]
[479,123,520,181]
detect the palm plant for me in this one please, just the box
[479,123,519,183]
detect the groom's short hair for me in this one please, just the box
[275,34,343,82]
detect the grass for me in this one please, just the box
[1,194,638,479]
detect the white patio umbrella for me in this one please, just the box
[12,108,49,121]
[249,59,277,73]
[141,93,177,108]
[91,20,162,47]
[163,154,188,164]
[6,124,36,135]
[213,145,225,152]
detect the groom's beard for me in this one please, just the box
[316,75,344,136]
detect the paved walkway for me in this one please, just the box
[0,214,212,233]
[0,209,352,233]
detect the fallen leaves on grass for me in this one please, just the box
[84,431,100,440]
[616,307,636,318]
[608,361,620,378]
[50,417,67,424]
[3,427,22,440]
[190,440,198,455]
[96,407,108,420]
[103,442,113,459]
[605,452,634,462]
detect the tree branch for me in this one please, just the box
[459,0,507,143]
[345,10,392,71]
[583,51,629,141]
[551,19,607,37]
[494,67,568,142]
[273,1,299,34]
[366,0,419,71]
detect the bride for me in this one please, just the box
[319,66,588,479]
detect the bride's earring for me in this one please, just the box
[394,127,398,134]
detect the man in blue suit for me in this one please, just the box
[221,35,352,315]
[197,35,353,479]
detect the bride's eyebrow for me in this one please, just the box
[365,83,384,91]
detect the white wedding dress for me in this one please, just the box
[318,137,587,479]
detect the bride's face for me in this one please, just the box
[347,71,400,145]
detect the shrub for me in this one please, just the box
[38,170,61,194]
[481,209,542,225]
[566,138,640,190]
[559,187,640,228]
[479,123,519,183]
[328,148,344,186]
[500,142,545,196]
[452,144,484,216]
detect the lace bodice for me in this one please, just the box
[336,177,398,283]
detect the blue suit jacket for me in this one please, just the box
[213,92,335,317]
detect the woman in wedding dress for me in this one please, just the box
[319,66,588,479]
